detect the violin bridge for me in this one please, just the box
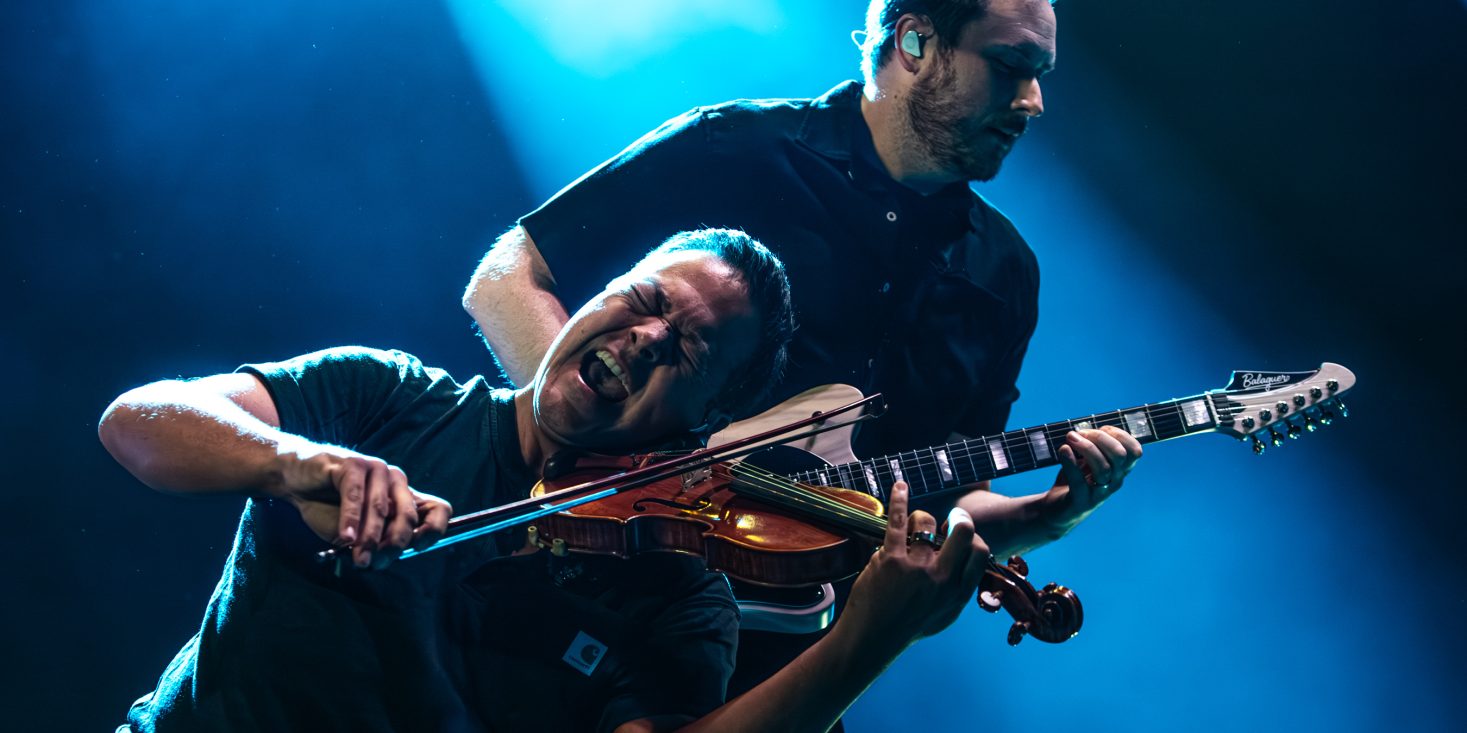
[681,466,713,492]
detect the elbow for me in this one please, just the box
[98,387,147,457]
[97,381,182,491]
[464,243,519,320]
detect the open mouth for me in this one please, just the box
[579,348,631,403]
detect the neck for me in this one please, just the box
[512,387,558,475]
[859,80,959,195]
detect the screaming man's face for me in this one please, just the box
[531,250,759,451]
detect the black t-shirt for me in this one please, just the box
[521,81,1040,458]
[126,347,737,733]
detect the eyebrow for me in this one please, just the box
[648,281,714,372]
[985,42,1056,74]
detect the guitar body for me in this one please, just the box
[709,384,863,465]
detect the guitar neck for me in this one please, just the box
[786,393,1223,503]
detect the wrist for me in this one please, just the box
[824,615,909,682]
[265,436,329,500]
[1038,486,1081,534]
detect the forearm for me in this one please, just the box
[675,621,903,733]
[462,226,569,386]
[99,379,301,496]
[959,487,1070,559]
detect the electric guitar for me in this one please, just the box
[712,363,1356,633]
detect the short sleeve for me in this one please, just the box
[595,574,740,733]
[237,346,444,448]
[519,108,745,310]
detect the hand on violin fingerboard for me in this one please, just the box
[841,480,991,654]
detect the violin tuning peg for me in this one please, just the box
[1251,436,1266,455]
[977,589,1003,612]
[1007,622,1029,646]
[1007,555,1029,577]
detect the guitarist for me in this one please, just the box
[101,230,994,733]
[464,0,1143,708]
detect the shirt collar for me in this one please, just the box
[797,80,974,215]
[795,80,866,161]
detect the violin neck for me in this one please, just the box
[786,394,1221,503]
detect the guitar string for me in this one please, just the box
[792,401,1201,493]
[784,389,1334,496]
[787,386,1302,488]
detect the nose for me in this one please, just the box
[629,317,674,365]
[1013,77,1044,118]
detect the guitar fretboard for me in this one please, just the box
[786,394,1222,502]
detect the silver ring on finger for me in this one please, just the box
[909,531,939,547]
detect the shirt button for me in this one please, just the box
[885,211,898,222]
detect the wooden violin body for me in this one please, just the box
[530,455,882,587]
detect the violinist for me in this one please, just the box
[101,228,992,733]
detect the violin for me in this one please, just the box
[529,452,1082,646]
[321,392,1082,645]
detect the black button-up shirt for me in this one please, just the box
[521,81,1039,458]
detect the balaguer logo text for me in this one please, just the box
[1241,373,1292,390]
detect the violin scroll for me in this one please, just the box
[976,555,1083,646]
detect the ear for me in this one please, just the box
[893,14,934,73]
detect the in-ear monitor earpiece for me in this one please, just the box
[901,29,925,58]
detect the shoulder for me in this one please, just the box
[642,95,816,154]
[242,346,445,384]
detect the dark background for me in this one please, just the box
[3,1,1463,729]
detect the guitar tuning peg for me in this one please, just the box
[1304,415,1318,432]
[1269,429,1285,447]
[1318,409,1335,425]
[1336,400,1349,418]
[1286,422,1302,439]
[1251,436,1266,455]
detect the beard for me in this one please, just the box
[905,56,1009,182]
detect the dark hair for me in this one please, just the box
[860,1,1053,83]
[640,228,794,421]
[861,1,989,83]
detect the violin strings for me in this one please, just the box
[726,461,889,536]
[728,463,877,524]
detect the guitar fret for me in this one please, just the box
[1013,428,1036,473]
[987,438,1009,473]
[862,462,879,496]
[1179,398,1210,429]
[934,447,955,483]
[923,447,945,489]
[905,451,929,495]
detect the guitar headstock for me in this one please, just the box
[1208,362,1356,454]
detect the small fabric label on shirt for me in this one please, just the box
[562,631,608,676]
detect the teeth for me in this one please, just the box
[596,350,632,393]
